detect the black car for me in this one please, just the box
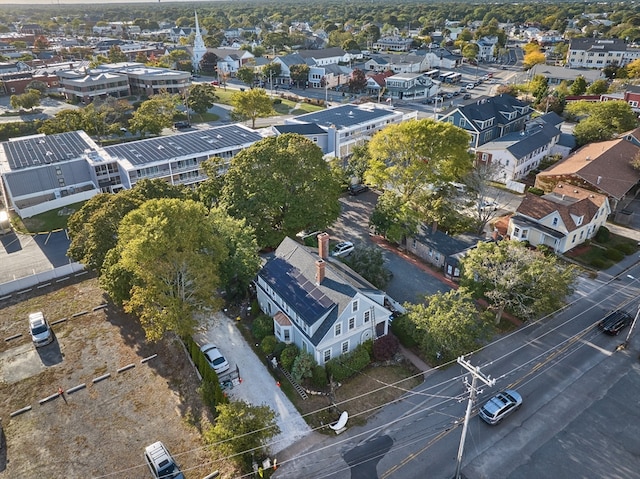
[173,121,191,129]
[348,184,369,196]
[599,310,633,335]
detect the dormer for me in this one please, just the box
[570,214,584,226]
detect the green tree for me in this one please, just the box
[586,79,609,95]
[289,64,310,88]
[186,83,218,117]
[567,100,639,146]
[129,92,179,138]
[236,65,256,86]
[261,62,282,87]
[108,45,127,63]
[462,42,479,61]
[369,190,421,244]
[101,198,227,340]
[345,144,371,184]
[208,206,261,301]
[220,134,341,248]
[10,89,41,111]
[38,109,85,134]
[25,80,47,94]
[365,119,472,202]
[343,243,393,289]
[569,76,587,95]
[461,241,577,323]
[205,400,280,472]
[405,290,490,362]
[230,88,274,128]
[529,75,549,102]
[627,59,640,79]
[200,51,219,74]
[67,180,187,273]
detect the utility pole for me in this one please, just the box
[619,303,640,351]
[454,356,495,479]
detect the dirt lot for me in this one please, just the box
[0,277,227,479]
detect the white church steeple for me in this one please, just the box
[192,10,206,73]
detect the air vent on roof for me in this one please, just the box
[216,134,222,139]
[39,139,45,144]
[158,145,164,150]
[585,156,591,161]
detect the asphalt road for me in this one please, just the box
[275,253,640,479]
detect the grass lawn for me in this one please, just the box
[565,233,638,270]
[213,88,324,115]
[16,201,86,233]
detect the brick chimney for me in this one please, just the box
[317,232,329,259]
[315,259,326,284]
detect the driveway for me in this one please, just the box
[194,312,312,455]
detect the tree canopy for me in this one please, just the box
[187,83,218,117]
[566,100,639,146]
[404,289,491,363]
[460,241,577,323]
[129,92,180,137]
[230,88,274,128]
[220,134,341,248]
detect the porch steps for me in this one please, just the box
[279,367,308,400]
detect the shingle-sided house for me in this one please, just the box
[507,184,610,253]
[438,95,533,150]
[534,137,640,211]
[406,224,480,281]
[255,234,393,365]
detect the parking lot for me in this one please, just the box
[0,278,214,478]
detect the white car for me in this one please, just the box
[466,83,475,90]
[29,312,53,347]
[200,344,230,374]
[331,241,354,257]
[479,389,522,425]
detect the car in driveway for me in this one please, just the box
[28,312,53,347]
[200,344,230,374]
[348,184,369,196]
[479,389,522,425]
[599,310,633,335]
[331,241,354,257]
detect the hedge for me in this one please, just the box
[326,345,370,382]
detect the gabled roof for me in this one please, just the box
[277,53,307,67]
[259,237,380,346]
[536,138,640,200]
[296,47,346,60]
[479,122,560,158]
[444,94,531,132]
[368,70,394,87]
[413,224,479,257]
[516,185,607,233]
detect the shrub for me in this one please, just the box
[272,98,282,105]
[272,341,286,358]
[260,335,278,355]
[372,334,400,361]
[594,226,610,243]
[311,365,328,388]
[291,351,315,383]
[391,315,417,348]
[280,344,300,371]
[590,258,606,268]
[617,243,637,255]
[527,187,544,196]
[251,314,273,341]
[604,248,624,261]
[326,345,370,382]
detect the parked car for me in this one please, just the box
[462,93,472,100]
[466,83,475,90]
[348,184,369,196]
[28,311,53,347]
[480,200,498,211]
[444,92,454,99]
[331,241,354,257]
[599,310,633,335]
[459,87,467,93]
[200,344,230,374]
[211,80,219,86]
[173,121,190,130]
[144,441,185,479]
[479,389,522,425]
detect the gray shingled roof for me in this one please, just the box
[458,94,530,126]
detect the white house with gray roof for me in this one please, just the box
[255,233,392,365]
[285,102,417,159]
